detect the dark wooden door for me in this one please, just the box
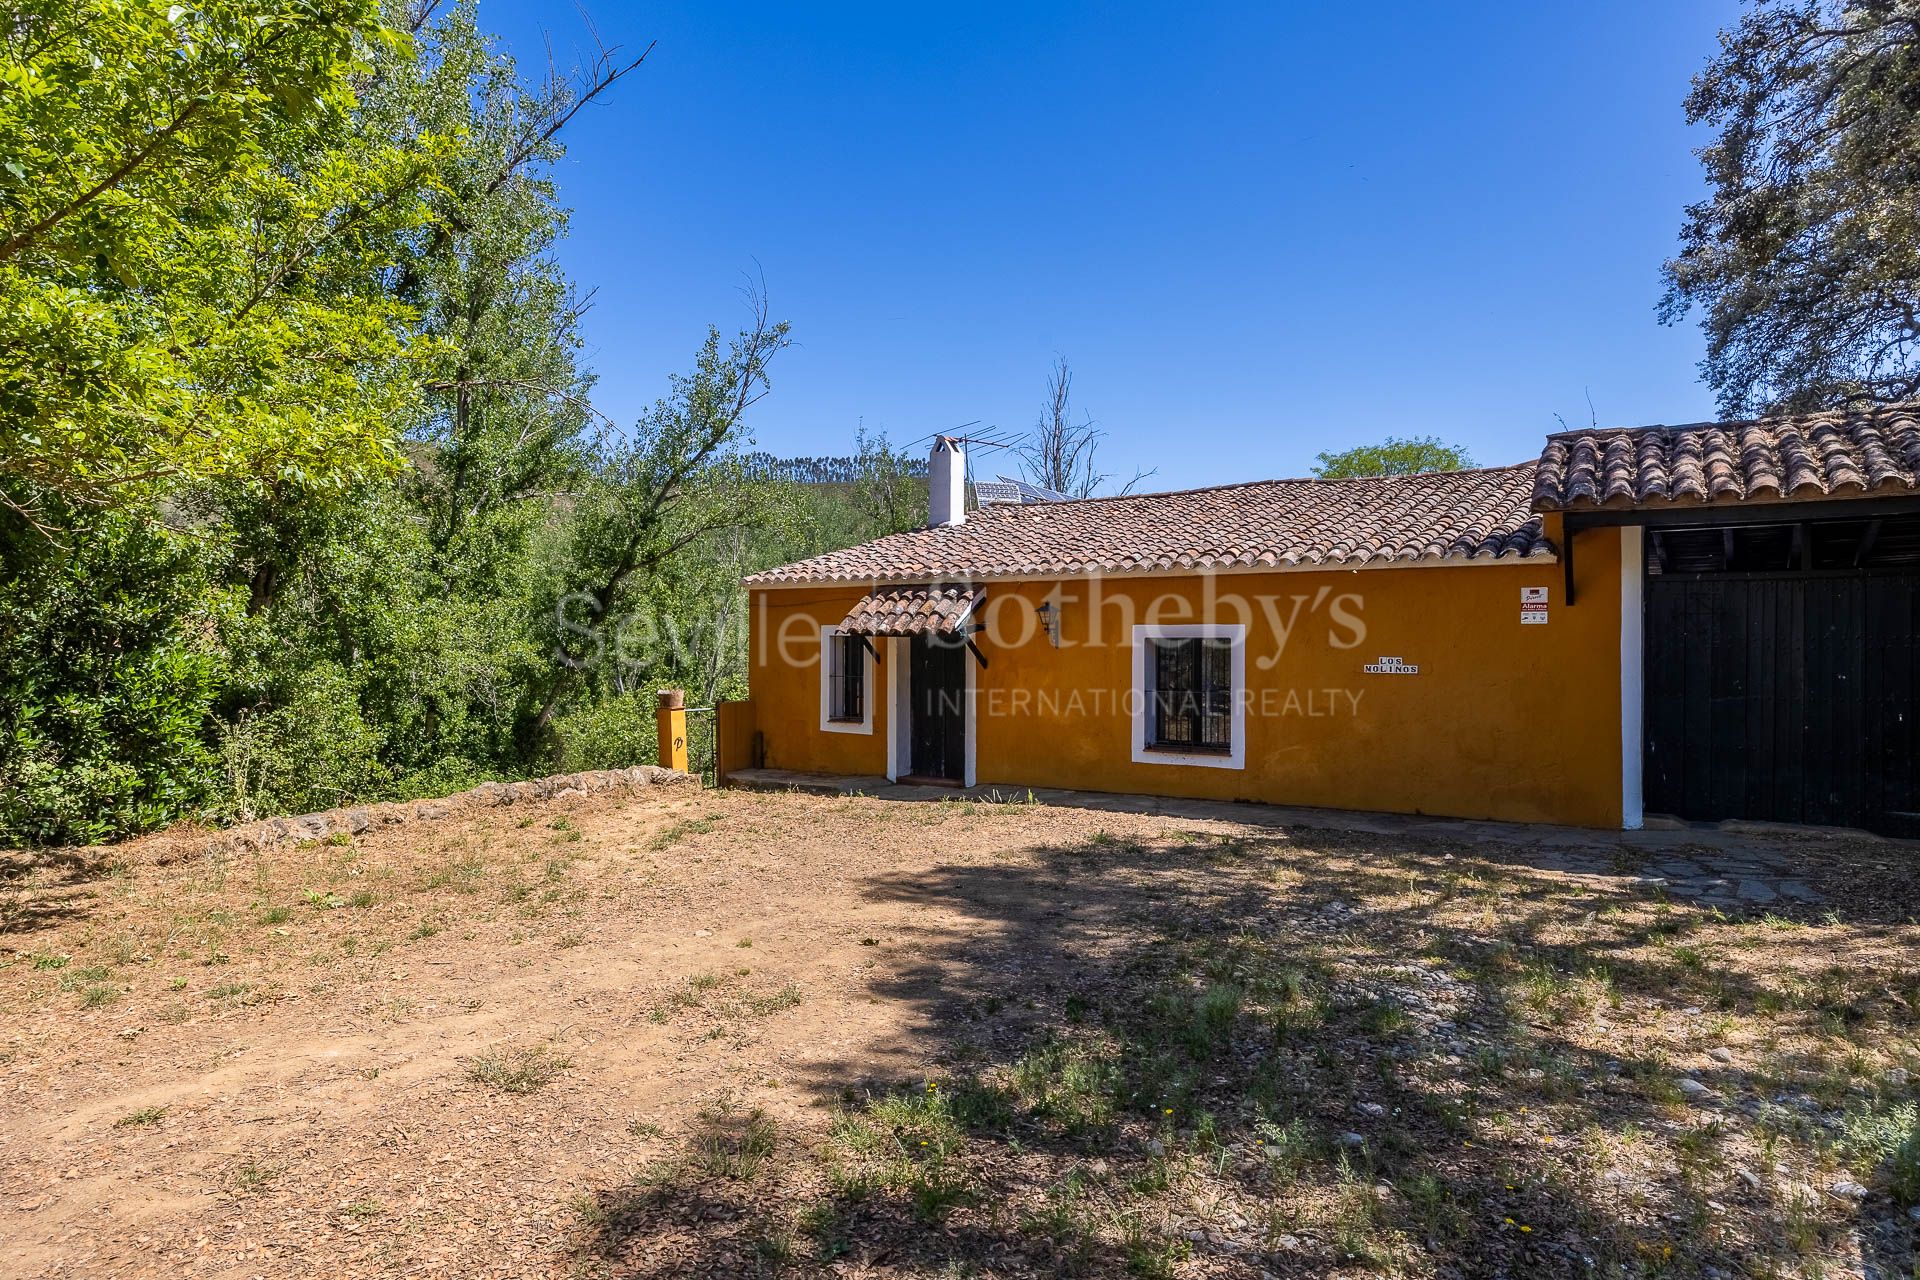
[1645,572,1920,836]
[908,635,967,782]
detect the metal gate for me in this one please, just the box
[683,705,718,788]
[1645,567,1920,837]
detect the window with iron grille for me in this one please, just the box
[1147,637,1233,752]
[828,632,865,722]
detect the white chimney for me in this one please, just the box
[929,436,965,527]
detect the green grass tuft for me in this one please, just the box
[466,1044,572,1094]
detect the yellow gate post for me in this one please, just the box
[655,689,689,774]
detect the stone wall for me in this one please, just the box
[211,766,696,855]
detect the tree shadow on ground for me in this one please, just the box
[567,814,1920,1278]
[0,846,112,938]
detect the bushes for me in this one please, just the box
[549,692,661,774]
[0,513,225,845]
[215,664,389,821]
[0,491,709,846]
[389,756,496,803]
[0,497,682,845]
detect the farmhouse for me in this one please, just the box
[730,405,1920,835]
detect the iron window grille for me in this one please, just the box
[1147,637,1233,752]
[828,632,865,722]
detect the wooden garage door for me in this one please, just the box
[1644,525,1920,836]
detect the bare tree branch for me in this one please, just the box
[1015,356,1145,498]
[483,39,655,199]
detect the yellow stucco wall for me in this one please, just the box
[747,522,1626,827]
[748,586,895,778]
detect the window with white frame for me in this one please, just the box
[819,625,873,733]
[1131,624,1245,768]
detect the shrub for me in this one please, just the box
[1893,1126,1920,1206]
[389,755,494,802]
[0,511,225,845]
[215,663,388,820]
[549,691,661,773]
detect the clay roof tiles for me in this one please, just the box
[744,464,1552,586]
[1533,403,1920,512]
[839,585,982,636]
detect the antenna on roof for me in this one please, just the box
[904,422,978,449]
[905,422,1016,452]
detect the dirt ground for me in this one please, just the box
[4,786,1919,1279]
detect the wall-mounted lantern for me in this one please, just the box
[1034,600,1061,648]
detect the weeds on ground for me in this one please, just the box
[830,1083,979,1222]
[660,826,1920,1273]
[340,1198,384,1222]
[746,984,804,1015]
[1840,1101,1920,1204]
[649,971,728,1022]
[466,1044,572,1094]
[651,816,720,851]
[690,1102,778,1179]
[228,1160,282,1194]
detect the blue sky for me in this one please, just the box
[482,0,1742,491]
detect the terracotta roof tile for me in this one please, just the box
[840,586,982,636]
[745,465,1552,586]
[1533,403,1920,512]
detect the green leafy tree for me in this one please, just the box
[1661,0,1920,416]
[1311,436,1474,479]
[0,0,437,530]
[0,1,812,843]
[0,510,228,843]
[208,2,648,798]
[374,2,645,583]
[533,302,790,740]
[851,426,928,536]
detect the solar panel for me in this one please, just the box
[973,481,1024,506]
[993,475,1071,503]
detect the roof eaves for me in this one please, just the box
[744,545,1558,588]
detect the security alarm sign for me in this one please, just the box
[1521,586,1549,625]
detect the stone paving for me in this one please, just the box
[1631,850,1824,909]
[726,769,1871,908]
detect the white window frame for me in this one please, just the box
[819,624,874,735]
[1131,623,1246,770]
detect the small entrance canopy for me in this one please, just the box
[839,585,982,636]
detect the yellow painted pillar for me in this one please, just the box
[655,689,689,773]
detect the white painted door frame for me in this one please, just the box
[1619,526,1645,830]
[884,635,976,787]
